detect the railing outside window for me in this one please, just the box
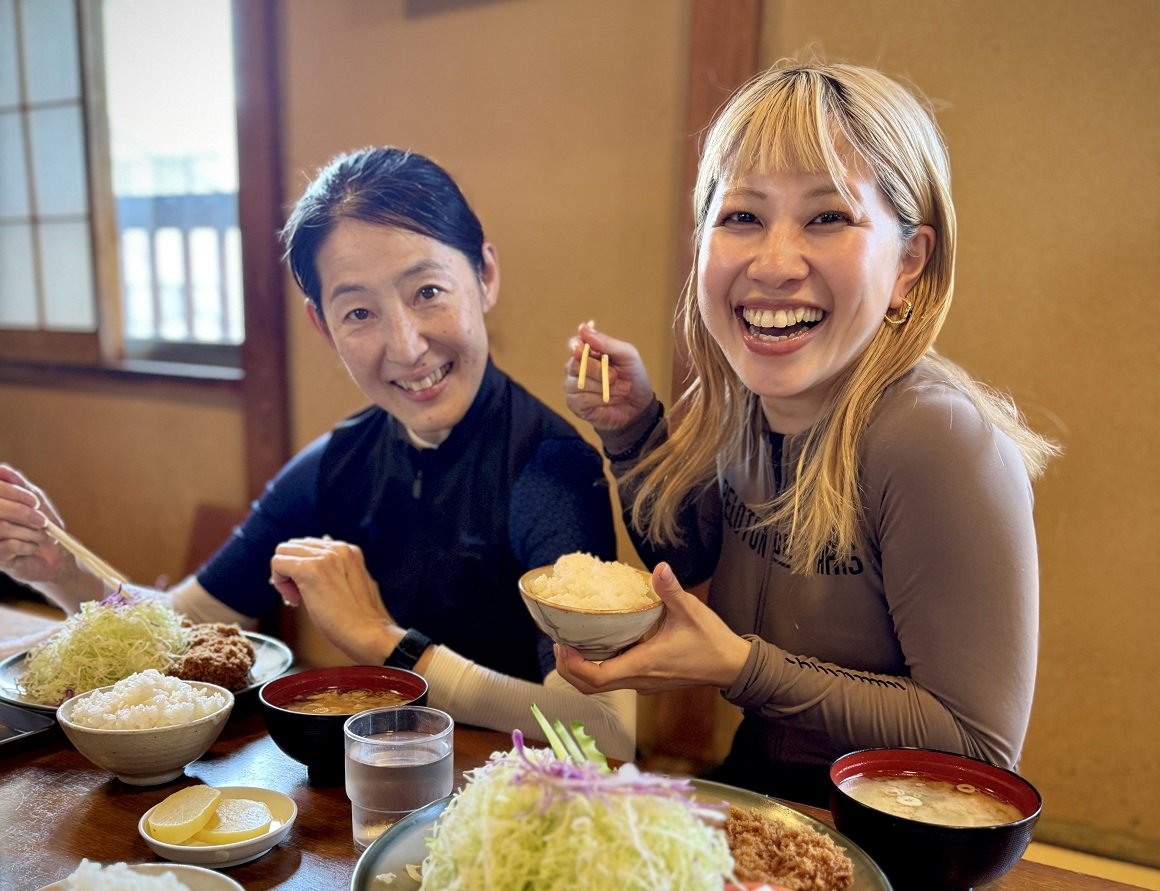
[116,191,242,353]
[0,0,244,370]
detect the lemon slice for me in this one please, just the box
[147,785,223,845]
[193,798,273,845]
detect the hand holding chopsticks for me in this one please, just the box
[43,520,129,590]
[566,322,659,433]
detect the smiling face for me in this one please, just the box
[696,164,932,433]
[309,219,498,445]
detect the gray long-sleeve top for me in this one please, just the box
[605,361,1039,775]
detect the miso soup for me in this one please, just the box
[842,774,1023,827]
[283,687,410,715]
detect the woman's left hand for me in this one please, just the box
[554,563,752,694]
[270,537,402,663]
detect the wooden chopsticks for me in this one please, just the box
[577,320,610,403]
[43,520,129,590]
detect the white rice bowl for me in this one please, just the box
[48,860,244,890]
[526,553,658,610]
[56,674,233,786]
[66,670,228,730]
[61,859,191,890]
[519,556,664,660]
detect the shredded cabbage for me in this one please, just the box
[19,589,190,706]
[419,729,735,890]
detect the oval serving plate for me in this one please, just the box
[36,862,245,890]
[350,779,891,890]
[0,631,292,714]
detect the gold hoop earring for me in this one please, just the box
[884,298,913,327]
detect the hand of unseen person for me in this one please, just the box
[554,562,752,695]
[270,536,405,664]
[0,464,104,609]
[564,322,657,433]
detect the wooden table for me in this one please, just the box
[0,696,1137,891]
[0,602,61,661]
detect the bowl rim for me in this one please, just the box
[829,745,1043,830]
[57,680,234,734]
[518,565,664,616]
[138,784,298,854]
[257,664,428,714]
[39,862,247,890]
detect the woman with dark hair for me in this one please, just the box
[0,147,635,758]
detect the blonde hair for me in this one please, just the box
[628,60,1058,573]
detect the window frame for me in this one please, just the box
[0,0,289,500]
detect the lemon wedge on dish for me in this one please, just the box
[193,797,273,844]
[147,785,223,844]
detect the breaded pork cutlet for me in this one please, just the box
[168,622,256,691]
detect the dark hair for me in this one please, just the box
[280,147,486,312]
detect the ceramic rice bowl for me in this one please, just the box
[518,565,664,661]
[56,681,233,786]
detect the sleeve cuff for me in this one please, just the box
[722,635,783,709]
[598,398,664,460]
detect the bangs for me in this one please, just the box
[697,69,862,222]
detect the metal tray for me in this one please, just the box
[0,700,57,753]
[351,777,891,890]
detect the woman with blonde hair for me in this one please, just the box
[560,60,1058,804]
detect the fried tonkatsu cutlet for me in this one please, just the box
[168,622,256,691]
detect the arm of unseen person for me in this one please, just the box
[0,466,268,629]
[168,576,259,628]
[0,464,121,611]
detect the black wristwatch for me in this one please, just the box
[384,628,433,671]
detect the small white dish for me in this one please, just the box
[139,785,297,868]
[37,862,245,890]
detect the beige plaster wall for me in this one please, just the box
[761,0,1160,864]
[0,383,245,585]
[281,0,685,449]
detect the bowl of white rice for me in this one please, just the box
[40,859,244,890]
[519,553,664,660]
[56,670,233,786]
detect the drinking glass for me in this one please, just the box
[343,705,454,850]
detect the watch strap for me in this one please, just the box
[384,628,432,671]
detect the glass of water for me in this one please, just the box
[343,705,455,850]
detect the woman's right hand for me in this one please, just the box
[564,322,656,433]
[270,536,403,666]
